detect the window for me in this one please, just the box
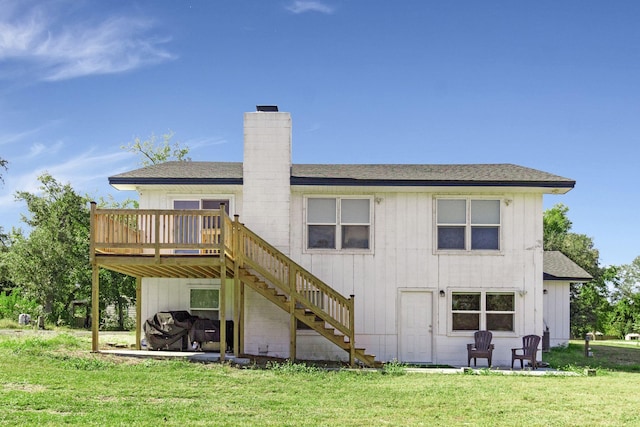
[190,288,220,320]
[173,199,230,253]
[307,197,371,250]
[437,199,500,251]
[451,291,514,332]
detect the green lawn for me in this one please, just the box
[1,332,639,426]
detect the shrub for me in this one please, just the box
[382,359,407,375]
[0,290,41,321]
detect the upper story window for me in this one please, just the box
[306,197,371,250]
[436,199,500,251]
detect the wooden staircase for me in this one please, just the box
[235,224,379,367]
[90,205,379,367]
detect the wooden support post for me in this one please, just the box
[289,264,297,362]
[233,215,241,357]
[135,277,142,350]
[239,282,245,355]
[91,264,99,352]
[349,294,355,367]
[219,205,227,361]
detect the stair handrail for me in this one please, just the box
[235,222,354,338]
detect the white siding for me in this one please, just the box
[243,288,291,358]
[132,182,546,366]
[543,280,571,347]
[290,189,545,366]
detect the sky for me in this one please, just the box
[0,0,638,268]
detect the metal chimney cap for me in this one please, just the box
[256,105,279,112]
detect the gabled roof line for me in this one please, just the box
[108,161,576,190]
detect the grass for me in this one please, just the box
[545,339,640,373]
[1,332,640,426]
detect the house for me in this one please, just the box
[542,251,592,348]
[90,106,577,367]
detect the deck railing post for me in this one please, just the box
[90,202,96,263]
[154,212,160,261]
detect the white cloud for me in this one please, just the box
[186,136,229,151]
[0,127,44,146]
[0,148,135,211]
[286,1,334,14]
[0,1,175,81]
[304,123,322,133]
[25,141,63,159]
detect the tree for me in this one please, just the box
[543,203,572,250]
[0,172,140,327]
[95,196,137,330]
[4,174,91,323]
[0,227,15,293]
[609,256,640,336]
[122,131,190,166]
[543,204,612,338]
[615,256,640,301]
[0,157,7,184]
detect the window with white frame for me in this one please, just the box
[306,197,371,250]
[190,288,220,320]
[451,291,515,332]
[437,199,501,251]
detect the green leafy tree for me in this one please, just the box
[0,227,15,293]
[122,131,190,166]
[5,174,91,323]
[608,256,640,336]
[615,256,640,301]
[543,204,613,338]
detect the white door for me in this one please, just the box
[399,291,433,363]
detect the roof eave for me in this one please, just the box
[290,177,575,191]
[109,177,244,191]
[544,273,593,282]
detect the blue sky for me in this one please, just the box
[0,0,638,267]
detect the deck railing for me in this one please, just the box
[90,203,355,359]
[90,203,232,257]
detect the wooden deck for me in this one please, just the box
[90,203,377,367]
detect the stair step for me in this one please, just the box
[238,265,379,367]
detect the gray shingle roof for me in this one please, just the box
[543,251,593,281]
[109,161,575,189]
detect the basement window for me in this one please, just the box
[190,288,220,320]
[451,291,514,332]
